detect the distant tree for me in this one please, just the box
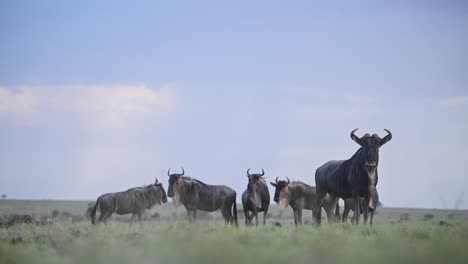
[1,194,6,200]
[51,209,60,218]
[424,214,434,221]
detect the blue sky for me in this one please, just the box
[1,0,467,209]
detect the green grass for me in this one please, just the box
[1,200,468,264]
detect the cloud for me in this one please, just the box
[438,96,468,107]
[0,84,176,128]
[64,85,175,128]
[0,87,39,116]
[281,90,378,122]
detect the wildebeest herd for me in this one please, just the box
[91,129,392,227]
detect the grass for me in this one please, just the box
[1,200,468,264]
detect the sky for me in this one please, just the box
[0,0,467,209]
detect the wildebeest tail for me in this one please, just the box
[358,199,364,214]
[90,198,99,224]
[233,199,238,227]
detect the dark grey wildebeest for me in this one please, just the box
[270,177,338,226]
[167,167,238,226]
[242,168,270,226]
[342,189,379,225]
[313,129,392,225]
[90,178,167,225]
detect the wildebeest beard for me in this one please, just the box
[366,167,378,210]
[248,178,265,208]
[172,181,182,206]
[279,187,289,208]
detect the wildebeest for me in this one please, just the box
[90,178,168,225]
[270,177,338,226]
[313,129,392,225]
[242,168,270,226]
[167,167,238,226]
[342,189,379,225]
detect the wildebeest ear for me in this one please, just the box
[270,182,277,187]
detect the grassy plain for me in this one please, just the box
[1,200,467,264]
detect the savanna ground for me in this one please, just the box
[1,200,468,264]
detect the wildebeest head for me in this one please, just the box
[153,178,168,204]
[350,128,392,169]
[246,168,265,193]
[270,177,290,208]
[170,177,201,205]
[167,167,185,198]
[245,168,266,207]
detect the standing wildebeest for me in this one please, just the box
[270,177,338,226]
[167,167,238,226]
[313,129,392,225]
[342,189,379,225]
[242,168,270,226]
[90,178,168,225]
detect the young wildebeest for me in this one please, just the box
[313,129,392,225]
[242,168,270,226]
[167,167,238,226]
[342,189,379,225]
[90,178,167,225]
[270,177,338,226]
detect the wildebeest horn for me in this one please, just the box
[380,129,392,146]
[286,177,290,184]
[167,168,171,176]
[275,176,279,183]
[155,178,159,184]
[350,128,363,146]
[247,168,251,177]
[181,167,185,176]
[261,168,265,176]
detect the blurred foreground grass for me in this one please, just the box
[1,200,468,264]
[1,220,468,264]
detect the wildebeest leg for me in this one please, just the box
[98,210,107,224]
[342,205,350,223]
[334,198,341,223]
[363,195,370,225]
[317,208,323,226]
[102,211,113,224]
[221,207,230,225]
[248,211,256,225]
[263,209,268,225]
[192,210,197,223]
[352,191,360,225]
[186,210,193,223]
[223,205,234,225]
[253,208,259,227]
[222,209,229,225]
[293,209,298,226]
[313,189,327,226]
[326,197,339,224]
[137,213,142,226]
[370,210,374,225]
[244,210,250,226]
[297,208,303,225]
[130,214,135,225]
[228,208,234,225]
